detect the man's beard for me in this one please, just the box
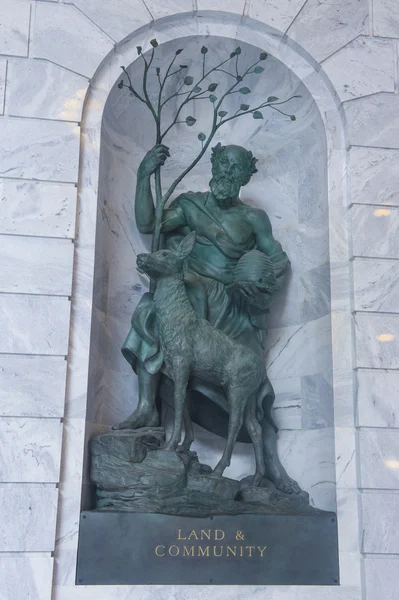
[209,176,241,205]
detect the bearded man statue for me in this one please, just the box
[114,142,300,495]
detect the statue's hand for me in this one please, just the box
[138,144,170,177]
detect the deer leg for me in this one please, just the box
[164,359,190,451]
[244,398,265,486]
[178,402,194,452]
[212,388,245,478]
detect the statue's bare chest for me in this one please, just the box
[202,205,255,246]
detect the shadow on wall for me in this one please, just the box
[82,35,335,512]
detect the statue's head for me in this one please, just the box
[209,143,258,203]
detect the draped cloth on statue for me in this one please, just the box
[122,192,284,440]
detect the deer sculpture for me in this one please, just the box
[136,232,266,485]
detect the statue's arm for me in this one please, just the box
[135,145,185,234]
[250,209,291,291]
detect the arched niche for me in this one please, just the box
[82,34,335,512]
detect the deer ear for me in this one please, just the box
[177,231,196,259]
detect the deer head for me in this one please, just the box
[136,231,196,280]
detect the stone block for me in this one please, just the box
[0,1,30,57]
[0,294,71,355]
[7,58,88,121]
[0,179,77,238]
[353,258,399,312]
[345,93,399,148]
[0,483,58,551]
[355,313,399,369]
[351,205,399,259]
[349,146,399,207]
[0,417,63,483]
[357,369,399,428]
[0,355,67,418]
[0,118,80,182]
[288,0,369,63]
[0,235,74,295]
[33,3,114,78]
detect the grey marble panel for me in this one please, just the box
[288,0,369,62]
[0,235,74,295]
[362,492,399,554]
[0,483,58,551]
[0,355,67,417]
[33,3,114,77]
[349,146,399,206]
[373,0,399,37]
[301,374,334,430]
[272,377,302,430]
[299,262,331,322]
[0,554,53,600]
[359,429,399,490]
[0,1,30,57]
[351,205,399,259]
[0,59,5,115]
[8,59,88,121]
[265,315,332,380]
[322,37,395,101]
[197,0,245,13]
[365,558,399,600]
[0,179,77,238]
[66,0,151,43]
[0,417,63,483]
[357,369,399,428]
[0,118,80,182]
[0,295,71,355]
[345,94,399,149]
[248,0,306,32]
[145,0,195,19]
[353,258,399,313]
[52,582,362,600]
[355,313,399,369]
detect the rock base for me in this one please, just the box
[90,428,319,516]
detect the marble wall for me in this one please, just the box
[0,2,398,600]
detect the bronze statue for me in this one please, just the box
[115,142,300,495]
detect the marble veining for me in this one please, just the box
[0,295,71,355]
[33,3,114,78]
[322,37,395,101]
[355,313,399,369]
[0,119,80,182]
[345,93,399,149]
[301,374,334,429]
[0,235,74,295]
[66,0,151,43]
[357,369,399,428]
[359,429,399,490]
[353,258,399,312]
[364,557,399,600]
[0,418,63,483]
[7,59,88,122]
[373,0,399,37]
[0,483,58,551]
[0,1,30,57]
[362,492,399,554]
[0,355,67,418]
[288,0,369,62]
[349,146,399,206]
[0,554,54,600]
[0,179,77,238]
[351,205,399,259]
[248,0,306,33]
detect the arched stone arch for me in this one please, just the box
[55,11,360,599]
